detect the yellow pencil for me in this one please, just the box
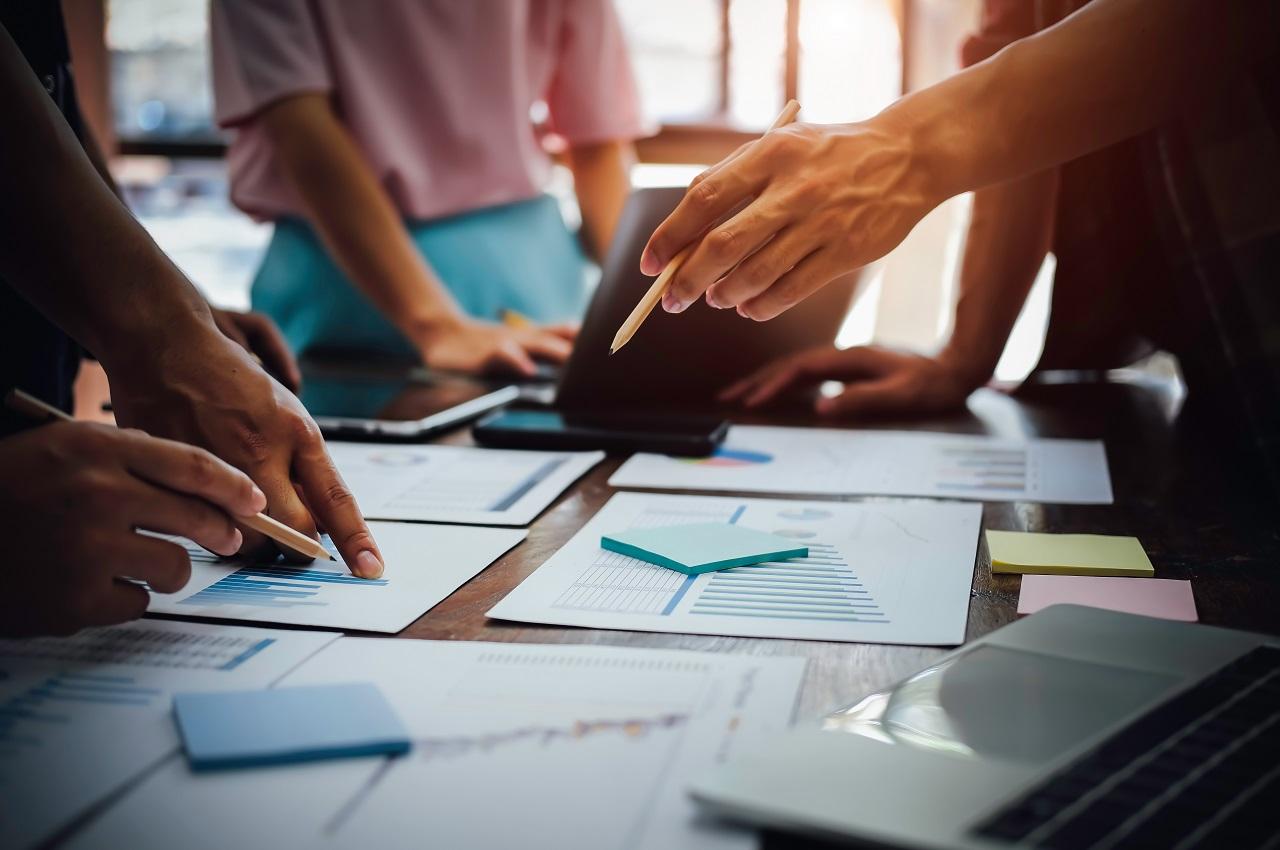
[4,388,334,562]
[610,99,801,354]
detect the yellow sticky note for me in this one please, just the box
[986,530,1154,577]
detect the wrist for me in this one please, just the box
[405,310,468,351]
[877,73,987,206]
[936,340,998,390]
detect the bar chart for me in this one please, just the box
[689,539,889,623]
[491,493,981,644]
[180,563,389,610]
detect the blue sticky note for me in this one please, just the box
[173,683,410,771]
[602,523,808,575]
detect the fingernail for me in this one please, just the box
[640,249,661,276]
[249,485,267,511]
[706,292,725,309]
[230,528,243,551]
[662,293,686,313]
[355,549,383,579]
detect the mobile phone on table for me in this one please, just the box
[472,408,727,456]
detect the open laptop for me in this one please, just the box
[553,187,857,413]
[692,605,1279,848]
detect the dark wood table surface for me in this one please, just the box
[391,377,1280,724]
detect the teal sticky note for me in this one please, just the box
[173,683,410,771]
[602,523,808,575]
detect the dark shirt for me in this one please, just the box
[0,1,84,436]
[963,0,1280,496]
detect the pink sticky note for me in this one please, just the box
[1018,575,1197,622]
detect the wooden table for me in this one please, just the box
[397,378,1280,723]
[76,361,1278,847]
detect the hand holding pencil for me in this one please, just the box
[5,388,336,564]
[611,100,801,353]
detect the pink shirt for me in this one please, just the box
[210,0,647,222]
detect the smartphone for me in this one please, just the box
[472,408,728,456]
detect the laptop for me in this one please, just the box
[553,187,857,413]
[691,605,1279,848]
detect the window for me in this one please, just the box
[104,0,903,155]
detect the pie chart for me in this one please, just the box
[680,447,774,467]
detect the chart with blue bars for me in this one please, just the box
[554,504,887,624]
[0,671,160,763]
[0,626,277,671]
[180,542,389,609]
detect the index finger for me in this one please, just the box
[640,149,769,277]
[293,437,383,579]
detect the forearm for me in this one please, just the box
[889,0,1275,201]
[943,170,1059,384]
[0,25,216,368]
[259,95,465,345]
[566,140,634,261]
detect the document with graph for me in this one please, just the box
[66,638,803,850]
[326,442,603,525]
[488,492,982,645]
[0,620,337,850]
[147,521,526,632]
[609,425,1113,504]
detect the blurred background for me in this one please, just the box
[74,0,1054,384]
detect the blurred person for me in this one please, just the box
[0,4,382,637]
[210,0,646,377]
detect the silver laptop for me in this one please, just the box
[691,605,1279,848]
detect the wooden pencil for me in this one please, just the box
[3,388,334,562]
[610,99,802,354]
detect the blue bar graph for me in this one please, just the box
[689,541,890,623]
[0,672,158,763]
[181,565,389,610]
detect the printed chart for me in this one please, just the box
[147,522,526,632]
[327,442,603,525]
[0,622,336,850]
[66,639,805,850]
[610,425,1113,504]
[489,492,982,645]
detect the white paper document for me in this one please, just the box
[489,492,982,645]
[0,620,337,850]
[610,425,1113,504]
[147,521,525,633]
[67,639,805,850]
[327,442,603,525]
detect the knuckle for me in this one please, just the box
[688,179,719,211]
[321,480,357,512]
[186,450,217,489]
[707,227,739,259]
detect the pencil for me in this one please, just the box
[501,308,533,329]
[3,388,335,563]
[610,99,802,354]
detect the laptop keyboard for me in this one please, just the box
[974,645,1280,849]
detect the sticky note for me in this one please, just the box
[173,683,410,771]
[986,530,1154,577]
[1017,575,1197,621]
[602,523,808,575]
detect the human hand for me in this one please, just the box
[210,307,302,393]
[0,422,266,636]
[640,117,939,321]
[103,324,383,577]
[416,317,575,377]
[720,345,983,418]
